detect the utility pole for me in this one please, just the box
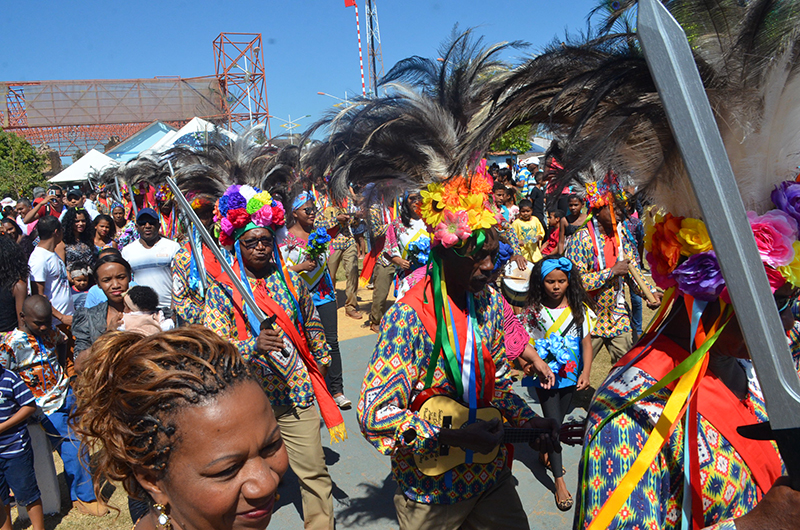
[364,0,384,96]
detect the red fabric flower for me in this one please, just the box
[218,230,234,248]
[271,205,285,227]
[561,360,577,376]
[228,208,250,229]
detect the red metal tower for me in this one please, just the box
[213,33,271,137]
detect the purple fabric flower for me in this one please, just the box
[671,251,725,301]
[771,181,800,225]
[226,191,247,211]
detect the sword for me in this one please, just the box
[638,0,800,489]
[165,173,267,323]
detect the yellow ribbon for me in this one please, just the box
[587,355,706,529]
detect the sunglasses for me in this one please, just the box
[241,236,273,250]
[302,206,317,215]
[137,218,158,227]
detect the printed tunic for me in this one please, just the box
[565,225,655,338]
[203,268,331,409]
[577,337,781,530]
[357,287,537,505]
[278,232,335,307]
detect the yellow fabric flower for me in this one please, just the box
[420,183,446,228]
[779,241,800,286]
[462,195,497,230]
[676,218,713,256]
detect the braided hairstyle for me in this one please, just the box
[72,326,257,502]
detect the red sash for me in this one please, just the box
[204,247,346,441]
[359,235,385,287]
[401,278,496,407]
[617,336,783,496]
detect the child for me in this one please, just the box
[492,182,511,222]
[0,295,106,516]
[119,285,174,336]
[67,261,91,311]
[542,209,565,255]
[522,255,594,512]
[511,199,545,262]
[0,364,44,530]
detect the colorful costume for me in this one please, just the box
[385,217,430,299]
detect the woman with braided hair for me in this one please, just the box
[73,326,289,530]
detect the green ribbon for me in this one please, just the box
[423,229,488,397]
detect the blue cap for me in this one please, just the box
[136,208,159,224]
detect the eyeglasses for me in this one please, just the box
[302,206,317,215]
[241,236,273,250]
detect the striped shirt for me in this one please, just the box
[0,368,35,457]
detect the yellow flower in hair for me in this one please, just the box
[420,182,446,228]
[676,218,713,256]
[779,240,800,286]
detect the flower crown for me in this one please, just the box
[419,160,498,248]
[585,171,627,210]
[215,184,285,247]
[155,184,173,203]
[645,180,800,301]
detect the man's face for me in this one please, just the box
[494,190,506,206]
[15,202,30,218]
[65,195,81,208]
[48,189,63,207]
[136,215,161,245]
[442,228,500,294]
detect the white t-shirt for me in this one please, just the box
[122,237,181,310]
[28,246,74,325]
[122,237,181,309]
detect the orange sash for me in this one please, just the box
[204,247,346,442]
[618,336,783,495]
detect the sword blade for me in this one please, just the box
[638,0,800,485]
[165,174,267,323]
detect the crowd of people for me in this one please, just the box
[3,7,800,530]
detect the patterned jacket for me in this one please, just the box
[565,225,655,338]
[577,337,781,530]
[357,287,537,505]
[203,269,331,409]
[171,244,204,325]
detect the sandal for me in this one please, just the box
[555,492,574,512]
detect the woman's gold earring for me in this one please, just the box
[154,504,172,530]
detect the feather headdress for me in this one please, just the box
[303,28,525,209]
[464,0,800,219]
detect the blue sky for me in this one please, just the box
[1,0,600,137]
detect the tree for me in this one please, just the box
[71,149,85,164]
[490,124,532,153]
[0,131,48,199]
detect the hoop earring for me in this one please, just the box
[154,503,172,530]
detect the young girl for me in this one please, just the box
[523,254,594,512]
[68,261,92,311]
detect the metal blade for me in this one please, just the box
[165,172,267,323]
[638,0,800,487]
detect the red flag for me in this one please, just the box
[344,0,356,6]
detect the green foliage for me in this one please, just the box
[490,124,532,153]
[71,149,85,164]
[0,131,48,199]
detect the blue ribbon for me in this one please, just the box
[540,257,573,280]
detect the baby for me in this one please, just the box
[119,285,175,336]
[67,261,91,311]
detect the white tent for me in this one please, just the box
[147,117,238,153]
[49,149,116,184]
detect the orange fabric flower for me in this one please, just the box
[644,213,685,288]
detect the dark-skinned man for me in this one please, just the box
[358,175,559,530]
